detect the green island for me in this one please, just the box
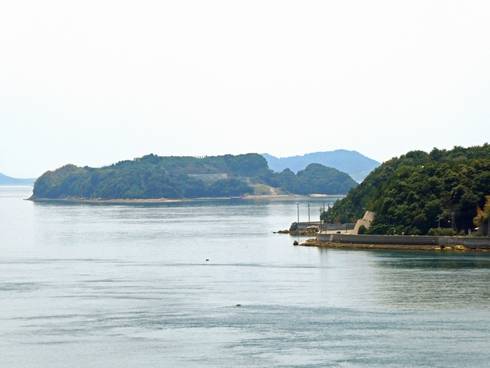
[31,153,357,201]
[322,144,490,236]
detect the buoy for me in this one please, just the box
[206,259,210,262]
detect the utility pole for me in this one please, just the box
[319,207,324,232]
[297,203,300,224]
[308,202,310,224]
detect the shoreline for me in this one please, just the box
[300,239,490,252]
[28,194,343,205]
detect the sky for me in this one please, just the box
[1,0,489,178]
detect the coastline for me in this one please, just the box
[28,194,343,204]
[300,239,490,252]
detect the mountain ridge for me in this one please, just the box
[0,172,35,186]
[263,149,380,182]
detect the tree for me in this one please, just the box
[474,196,490,236]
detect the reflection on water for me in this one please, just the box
[373,251,490,269]
[367,251,490,309]
[0,187,489,367]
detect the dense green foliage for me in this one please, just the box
[323,145,490,235]
[474,196,490,235]
[33,154,358,200]
[265,164,357,195]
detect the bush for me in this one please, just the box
[428,228,457,236]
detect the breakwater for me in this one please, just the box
[316,233,490,250]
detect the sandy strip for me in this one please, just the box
[29,194,337,204]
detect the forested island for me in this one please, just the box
[323,145,490,235]
[31,153,357,201]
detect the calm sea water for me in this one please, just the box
[1,186,489,367]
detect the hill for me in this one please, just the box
[323,145,490,235]
[263,150,380,182]
[0,173,35,186]
[32,153,358,200]
[265,164,358,195]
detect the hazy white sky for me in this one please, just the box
[1,0,489,177]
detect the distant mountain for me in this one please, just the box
[263,150,380,182]
[0,173,35,186]
[31,153,358,200]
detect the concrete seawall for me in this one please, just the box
[316,233,490,250]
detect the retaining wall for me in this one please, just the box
[317,234,490,249]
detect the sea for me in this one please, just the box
[1,186,489,367]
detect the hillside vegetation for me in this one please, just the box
[33,153,357,200]
[263,150,379,182]
[323,145,490,235]
[265,164,358,195]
